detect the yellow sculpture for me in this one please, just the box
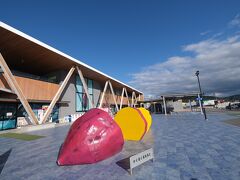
[114,107,152,141]
[137,107,152,133]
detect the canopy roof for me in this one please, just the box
[138,92,200,103]
[0,22,142,94]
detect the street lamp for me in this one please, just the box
[195,71,202,95]
[195,70,208,120]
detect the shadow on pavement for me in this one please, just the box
[0,149,12,174]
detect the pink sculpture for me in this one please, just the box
[57,108,124,165]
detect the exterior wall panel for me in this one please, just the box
[0,74,59,101]
[58,71,76,118]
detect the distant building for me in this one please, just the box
[203,100,216,106]
[139,93,200,114]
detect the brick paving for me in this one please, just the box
[0,112,240,180]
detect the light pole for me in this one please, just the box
[195,71,202,95]
[195,71,208,120]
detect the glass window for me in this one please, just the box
[88,79,93,94]
[76,76,94,112]
[76,76,83,92]
[76,93,83,111]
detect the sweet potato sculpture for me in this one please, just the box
[57,108,124,165]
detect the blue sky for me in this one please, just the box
[1,0,240,97]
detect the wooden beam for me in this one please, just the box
[0,53,38,125]
[124,88,130,107]
[120,87,131,109]
[134,93,137,107]
[133,92,138,107]
[108,81,119,111]
[41,67,75,124]
[98,80,119,111]
[131,91,137,107]
[99,81,109,108]
[134,94,138,105]
[120,87,125,109]
[76,66,94,109]
[0,87,15,94]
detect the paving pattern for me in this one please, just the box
[0,112,240,180]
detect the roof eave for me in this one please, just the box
[0,21,143,94]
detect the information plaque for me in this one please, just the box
[129,148,154,175]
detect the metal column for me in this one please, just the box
[163,96,167,115]
[198,93,203,114]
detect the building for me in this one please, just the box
[139,93,200,114]
[0,22,143,130]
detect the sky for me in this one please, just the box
[1,0,240,98]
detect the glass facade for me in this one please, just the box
[76,76,93,112]
[17,103,59,122]
[0,102,59,131]
[0,103,17,130]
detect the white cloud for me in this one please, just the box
[130,35,240,97]
[229,14,240,28]
[212,32,223,38]
[200,30,211,36]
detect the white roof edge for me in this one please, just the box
[0,21,143,94]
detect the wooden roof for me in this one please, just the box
[0,22,143,94]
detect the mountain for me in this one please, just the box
[223,94,240,101]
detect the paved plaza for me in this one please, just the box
[0,112,240,180]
